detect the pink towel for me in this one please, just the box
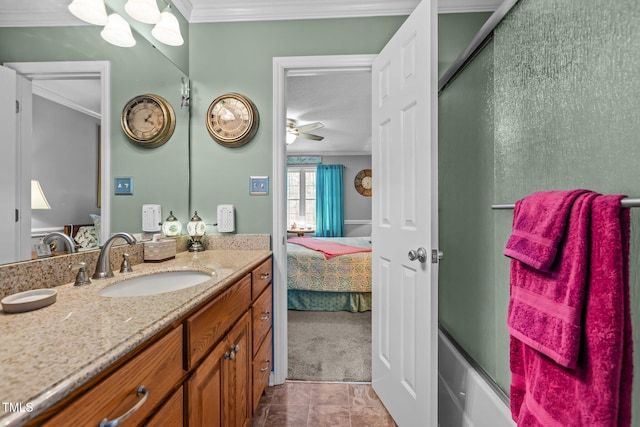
[504,189,590,272]
[509,194,633,426]
[506,190,596,368]
[288,237,371,259]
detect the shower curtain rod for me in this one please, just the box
[491,198,640,210]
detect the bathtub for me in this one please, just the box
[438,328,515,427]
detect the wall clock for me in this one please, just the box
[206,93,260,148]
[354,169,372,197]
[121,94,176,148]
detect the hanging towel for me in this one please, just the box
[506,190,595,368]
[504,189,590,272]
[508,194,633,427]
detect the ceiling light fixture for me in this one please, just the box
[68,0,183,48]
[151,6,184,46]
[101,13,136,47]
[124,0,161,24]
[68,0,108,25]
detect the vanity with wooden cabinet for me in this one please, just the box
[19,253,273,427]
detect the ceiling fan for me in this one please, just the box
[286,118,324,144]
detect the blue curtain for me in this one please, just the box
[316,164,344,237]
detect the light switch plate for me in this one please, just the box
[114,177,133,195]
[250,176,269,195]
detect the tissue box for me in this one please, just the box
[143,239,176,262]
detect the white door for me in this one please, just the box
[371,0,438,425]
[0,65,18,264]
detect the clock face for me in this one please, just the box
[206,93,259,147]
[121,94,175,148]
[354,169,372,197]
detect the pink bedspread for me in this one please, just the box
[287,237,371,259]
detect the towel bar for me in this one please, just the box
[491,197,640,210]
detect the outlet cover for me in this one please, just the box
[250,176,269,195]
[114,177,133,195]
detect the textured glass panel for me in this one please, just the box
[438,42,499,389]
[493,0,640,413]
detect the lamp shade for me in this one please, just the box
[101,14,136,47]
[187,211,206,252]
[31,180,51,210]
[68,0,108,26]
[124,0,161,24]
[162,211,182,237]
[151,9,184,46]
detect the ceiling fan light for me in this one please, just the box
[286,132,297,145]
[101,14,136,47]
[124,0,161,24]
[151,9,184,46]
[68,0,108,26]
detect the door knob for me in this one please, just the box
[408,247,427,263]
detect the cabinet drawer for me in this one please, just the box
[251,257,272,300]
[44,326,183,427]
[251,284,272,356]
[186,274,251,369]
[252,328,272,411]
[145,386,183,427]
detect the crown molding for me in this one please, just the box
[0,0,501,27]
[188,0,419,23]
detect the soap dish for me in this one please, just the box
[1,289,57,313]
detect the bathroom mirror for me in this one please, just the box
[0,18,190,265]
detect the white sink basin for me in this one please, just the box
[99,271,212,297]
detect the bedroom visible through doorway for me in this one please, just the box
[284,62,373,383]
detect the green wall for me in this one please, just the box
[188,17,406,233]
[439,0,640,421]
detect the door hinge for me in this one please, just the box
[15,100,20,113]
[431,249,443,264]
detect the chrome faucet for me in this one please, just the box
[92,232,137,279]
[43,232,76,254]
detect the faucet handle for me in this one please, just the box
[120,253,133,273]
[69,262,91,286]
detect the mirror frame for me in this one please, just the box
[5,60,111,246]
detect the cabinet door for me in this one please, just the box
[187,312,252,427]
[223,311,252,427]
[187,338,226,426]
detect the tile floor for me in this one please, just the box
[251,381,397,427]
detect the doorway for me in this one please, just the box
[272,55,376,385]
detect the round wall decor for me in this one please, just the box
[121,94,176,148]
[354,169,372,197]
[206,93,259,148]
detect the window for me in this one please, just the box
[287,166,316,228]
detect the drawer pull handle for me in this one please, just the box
[99,385,149,427]
[260,360,271,372]
[261,311,271,321]
[260,272,270,280]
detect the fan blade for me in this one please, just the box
[296,122,324,133]
[298,133,324,141]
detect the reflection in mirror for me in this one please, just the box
[0,22,190,266]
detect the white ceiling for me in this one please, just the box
[0,0,500,154]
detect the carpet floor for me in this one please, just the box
[287,310,372,382]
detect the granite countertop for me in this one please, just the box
[0,249,271,427]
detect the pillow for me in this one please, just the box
[90,214,102,246]
[74,226,98,249]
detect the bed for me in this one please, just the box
[287,236,372,312]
